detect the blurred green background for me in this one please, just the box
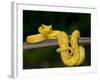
[23,10,91,69]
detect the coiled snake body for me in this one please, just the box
[26,24,85,66]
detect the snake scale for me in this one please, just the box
[26,24,85,66]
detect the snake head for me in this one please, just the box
[38,24,53,35]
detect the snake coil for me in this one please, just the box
[26,24,85,66]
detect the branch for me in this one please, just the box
[23,37,90,50]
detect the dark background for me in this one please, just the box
[23,10,91,69]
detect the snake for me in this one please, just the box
[26,24,85,66]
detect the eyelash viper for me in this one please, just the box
[26,24,85,66]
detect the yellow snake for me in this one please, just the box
[26,24,85,66]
